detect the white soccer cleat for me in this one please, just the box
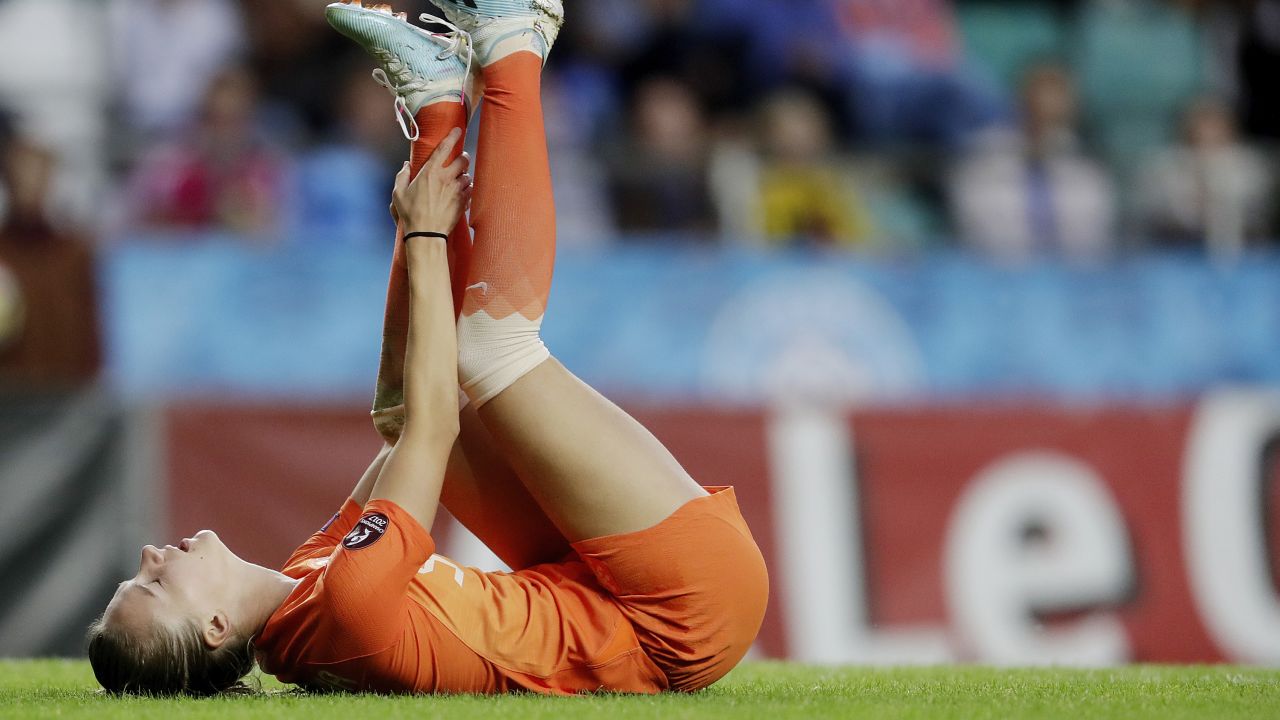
[325,0,476,140]
[430,0,564,67]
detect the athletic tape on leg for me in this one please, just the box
[457,311,550,407]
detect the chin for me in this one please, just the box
[190,530,241,562]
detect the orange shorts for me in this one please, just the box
[571,487,769,692]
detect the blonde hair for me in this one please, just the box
[86,614,254,696]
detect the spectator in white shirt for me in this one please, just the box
[1136,97,1274,262]
[109,0,245,135]
[949,63,1117,265]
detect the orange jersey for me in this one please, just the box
[256,489,767,695]
[256,498,664,694]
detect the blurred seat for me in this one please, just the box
[288,147,391,248]
[957,1,1065,93]
[1074,0,1204,167]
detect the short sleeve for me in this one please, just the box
[314,499,437,657]
[281,499,366,572]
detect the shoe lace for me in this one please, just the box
[369,13,473,141]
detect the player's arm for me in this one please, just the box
[282,443,392,561]
[369,128,472,530]
[349,442,393,507]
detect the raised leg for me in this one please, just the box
[372,102,471,438]
[326,0,572,567]
[441,404,571,568]
[459,52,705,543]
[371,103,570,568]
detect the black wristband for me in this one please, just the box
[404,231,449,242]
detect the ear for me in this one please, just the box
[202,611,232,650]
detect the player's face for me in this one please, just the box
[105,530,242,637]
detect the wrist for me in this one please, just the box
[406,234,448,262]
[407,212,453,235]
[404,230,449,242]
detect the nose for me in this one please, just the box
[140,544,164,569]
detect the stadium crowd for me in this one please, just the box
[1,0,1279,384]
[2,0,1279,254]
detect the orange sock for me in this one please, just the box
[456,52,555,407]
[373,100,470,440]
[463,52,555,322]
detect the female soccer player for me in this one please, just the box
[87,0,767,696]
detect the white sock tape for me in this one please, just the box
[457,310,551,407]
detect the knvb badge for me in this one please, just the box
[343,513,390,550]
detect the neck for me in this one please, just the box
[235,563,299,638]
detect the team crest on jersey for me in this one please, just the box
[343,512,389,550]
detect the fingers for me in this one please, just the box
[393,133,474,232]
[394,161,411,195]
[444,150,471,178]
[427,127,463,172]
[390,162,410,220]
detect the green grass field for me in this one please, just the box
[3,660,1279,719]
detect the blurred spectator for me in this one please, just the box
[543,74,617,249]
[0,261,22,354]
[949,63,1116,264]
[1136,97,1274,259]
[123,65,288,240]
[67,0,1270,260]
[607,78,716,235]
[239,1,444,141]
[287,66,404,247]
[109,0,245,135]
[241,0,381,140]
[1237,0,1280,140]
[823,0,1006,147]
[752,90,874,249]
[617,0,755,125]
[0,108,12,165]
[0,137,101,385]
[327,65,407,167]
[0,0,111,223]
[683,0,1007,147]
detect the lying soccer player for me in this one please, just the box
[87,0,767,697]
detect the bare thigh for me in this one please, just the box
[440,403,571,569]
[476,359,707,543]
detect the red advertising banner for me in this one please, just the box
[164,392,1280,665]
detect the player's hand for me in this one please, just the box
[392,127,472,237]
